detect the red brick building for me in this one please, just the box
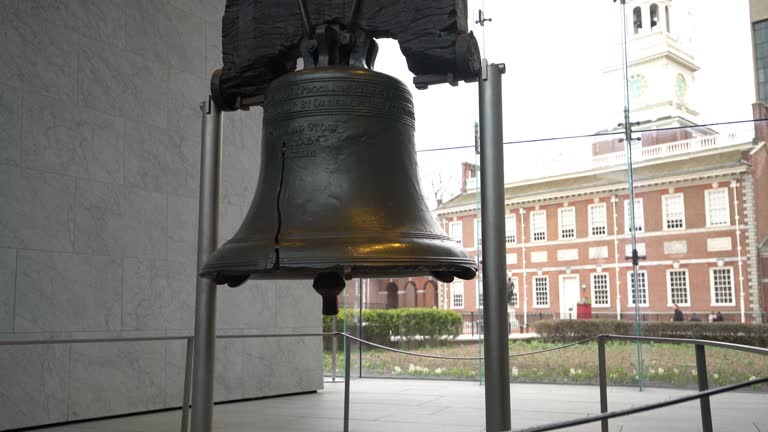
[435,130,767,325]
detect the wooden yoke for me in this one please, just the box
[211,0,481,111]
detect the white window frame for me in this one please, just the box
[450,280,464,309]
[533,275,549,308]
[624,198,644,233]
[662,193,685,230]
[558,207,576,240]
[530,210,547,242]
[476,273,483,309]
[449,221,463,245]
[474,218,482,249]
[627,270,649,307]
[705,188,730,227]
[666,269,691,307]
[710,267,735,306]
[588,203,608,237]
[590,273,610,307]
[507,275,519,308]
[505,214,517,245]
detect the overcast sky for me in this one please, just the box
[367,0,756,207]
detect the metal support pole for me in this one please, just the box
[343,336,351,432]
[191,97,222,432]
[358,278,363,379]
[478,60,511,432]
[332,316,338,382]
[597,336,609,432]
[695,344,713,432]
[181,337,194,432]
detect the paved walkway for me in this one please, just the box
[32,379,768,432]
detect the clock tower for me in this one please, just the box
[606,0,700,129]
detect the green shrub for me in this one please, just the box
[322,308,462,348]
[533,319,768,347]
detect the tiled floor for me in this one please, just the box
[32,378,768,432]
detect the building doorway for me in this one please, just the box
[559,275,580,319]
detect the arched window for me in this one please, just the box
[650,4,659,30]
[665,5,671,32]
[633,7,642,34]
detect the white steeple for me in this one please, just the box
[609,0,700,127]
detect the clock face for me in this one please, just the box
[629,74,647,98]
[675,74,688,99]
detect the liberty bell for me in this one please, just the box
[200,65,477,314]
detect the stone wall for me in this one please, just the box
[0,0,322,429]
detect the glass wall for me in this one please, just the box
[324,0,767,390]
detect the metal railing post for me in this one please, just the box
[695,344,713,432]
[191,97,222,432]
[181,337,194,432]
[597,336,609,432]
[478,59,511,432]
[344,335,351,432]
[332,316,338,382]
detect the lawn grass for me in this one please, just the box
[324,339,768,390]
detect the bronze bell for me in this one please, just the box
[200,66,477,314]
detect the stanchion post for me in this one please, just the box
[191,98,222,432]
[344,336,351,432]
[478,60,511,432]
[695,344,713,432]
[181,337,194,432]
[597,336,608,432]
[332,316,338,382]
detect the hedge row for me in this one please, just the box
[533,319,768,347]
[322,308,463,346]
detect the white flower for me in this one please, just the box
[511,367,519,377]
[673,368,679,375]
[393,366,402,374]
[658,368,665,374]
[570,368,576,376]
[577,369,583,375]
[408,364,415,373]
[713,373,719,379]
[749,376,757,381]
[691,369,697,376]
[435,368,443,374]
[648,368,656,375]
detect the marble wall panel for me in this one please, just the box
[14,250,122,332]
[0,84,21,166]
[125,120,175,194]
[164,339,190,408]
[0,248,15,331]
[74,180,167,259]
[170,0,226,21]
[276,281,321,329]
[167,71,208,137]
[0,343,70,430]
[165,259,197,330]
[78,39,169,128]
[0,167,75,252]
[213,337,244,401]
[221,110,263,206]
[166,127,202,199]
[217,280,277,329]
[68,341,166,420]
[168,195,199,261]
[18,0,126,48]
[127,1,205,78]
[243,335,323,399]
[22,93,125,183]
[205,18,223,78]
[0,3,77,100]
[123,258,169,330]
